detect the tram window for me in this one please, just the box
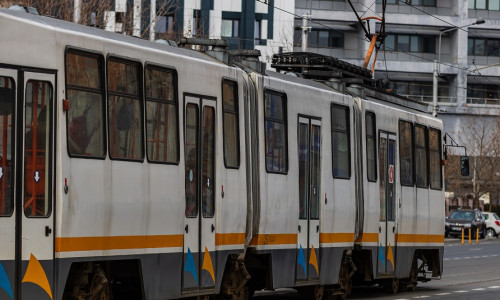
[399,120,414,186]
[264,91,287,173]
[202,107,215,218]
[107,58,144,161]
[24,80,52,217]
[415,125,429,188]
[222,80,240,168]
[185,104,198,217]
[429,128,443,190]
[332,104,350,178]
[65,51,105,157]
[366,112,377,182]
[0,77,14,217]
[145,66,178,163]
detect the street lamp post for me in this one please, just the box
[432,18,485,117]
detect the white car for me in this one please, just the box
[483,212,500,237]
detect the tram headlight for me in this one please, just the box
[464,223,472,228]
[445,222,450,227]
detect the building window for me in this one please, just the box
[107,58,144,161]
[221,19,239,38]
[468,38,500,56]
[399,120,414,186]
[384,34,435,53]
[390,80,449,102]
[414,125,428,188]
[429,128,442,190]
[308,29,344,48]
[156,15,174,34]
[264,91,287,173]
[145,65,178,163]
[332,104,350,178]
[469,0,487,9]
[366,112,377,182]
[255,19,266,46]
[467,84,500,104]
[378,0,436,6]
[222,80,240,168]
[65,51,106,157]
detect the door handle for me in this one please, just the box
[316,225,319,233]
[211,224,215,233]
[393,226,395,233]
[379,226,381,233]
[298,225,301,233]
[185,224,189,233]
[45,226,52,237]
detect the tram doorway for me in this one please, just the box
[183,94,217,291]
[296,116,321,282]
[0,69,55,300]
[377,132,397,276]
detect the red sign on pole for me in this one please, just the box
[389,165,394,183]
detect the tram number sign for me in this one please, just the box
[389,165,394,184]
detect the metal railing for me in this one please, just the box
[467,97,500,105]
[401,95,457,103]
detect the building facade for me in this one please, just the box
[294,0,500,132]
[83,0,295,65]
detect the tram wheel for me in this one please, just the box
[383,278,399,294]
[314,285,324,300]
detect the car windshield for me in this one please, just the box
[494,213,500,221]
[450,211,475,220]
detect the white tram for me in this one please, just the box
[0,8,445,300]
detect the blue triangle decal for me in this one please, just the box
[184,248,198,284]
[0,262,13,300]
[297,244,307,275]
[378,243,385,268]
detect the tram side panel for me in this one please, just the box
[54,30,248,299]
[247,72,357,289]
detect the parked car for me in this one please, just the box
[445,209,486,239]
[483,212,500,238]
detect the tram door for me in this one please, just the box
[21,72,55,299]
[183,95,217,291]
[378,132,397,276]
[0,69,17,300]
[0,70,54,300]
[296,117,321,282]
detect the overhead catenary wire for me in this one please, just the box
[262,0,500,90]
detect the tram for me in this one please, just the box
[0,7,445,300]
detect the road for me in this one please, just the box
[253,237,500,300]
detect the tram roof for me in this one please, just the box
[0,8,221,64]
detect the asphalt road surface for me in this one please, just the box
[253,237,500,300]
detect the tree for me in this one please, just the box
[445,113,500,209]
[3,0,182,41]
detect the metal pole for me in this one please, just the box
[74,0,81,23]
[433,60,438,117]
[438,31,444,75]
[149,0,157,41]
[301,14,310,52]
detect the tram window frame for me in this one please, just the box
[414,124,429,188]
[399,120,414,186]
[65,48,107,159]
[222,79,240,169]
[429,127,443,190]
[264,89,288,174]
[144,63,179,165]
[366,111,377,182]
[331,104,351,179]
[0,76,15,217]
[107,55,145,162]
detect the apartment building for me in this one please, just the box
[90,0,294,65]
[294,0,500,136]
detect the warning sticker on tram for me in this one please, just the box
[389,165,394,183]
